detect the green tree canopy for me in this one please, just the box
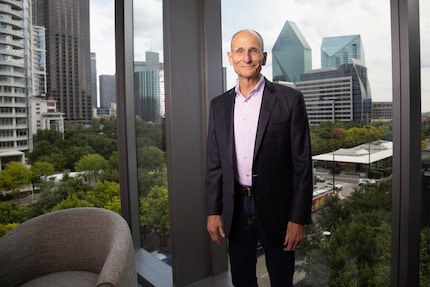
[139,185,169,239]
[52,193,93,211]
[86,181,120,211]
[0,162,32,191]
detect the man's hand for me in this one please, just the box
[283,221,304,251]
[207,215,225,245]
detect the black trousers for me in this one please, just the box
[228,194,295,287]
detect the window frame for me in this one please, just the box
[115,0,423,286]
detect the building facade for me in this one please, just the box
[33,0,92,125]
[0,0,30,158]
[29,96,64,135]
[134,51,161,123]
[321,34,365,69]
[372,101,393,121]
[272,20,312,83]
[91,52,97,108]
[296,59,372,125]
[31,25,46,97]
[99,74,116,108]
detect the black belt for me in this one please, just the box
[236,183,252,197]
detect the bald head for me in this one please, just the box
[230,29,264,52]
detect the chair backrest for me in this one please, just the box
[0,207,137,287]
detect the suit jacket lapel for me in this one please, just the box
[225,89,236,169]
[254,79,277,160]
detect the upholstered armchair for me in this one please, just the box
[0,207,138,287]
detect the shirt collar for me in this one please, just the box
[235,76,265,100]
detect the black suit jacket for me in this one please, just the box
[205,78,313,245]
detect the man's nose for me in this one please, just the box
[243,51,252,62]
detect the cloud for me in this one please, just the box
[133,0,164,61]
[90,0,116,75]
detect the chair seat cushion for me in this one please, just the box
[20,271,98,287]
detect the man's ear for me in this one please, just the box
[227,51,234,66]
[262,52,267,65]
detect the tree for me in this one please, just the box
[27,177,91,218]
[38,152,67,171]
[0,202,28,224]
[86,181,120,212]
[52,193,93,211]
[0,162,32,195]
[140,186,169,250]
[62,145,95,171]
[420,227,430,287]
[299,180,393,286]
[0,223,19,237]
[75,153,109,184]
[137,146,165,172]
[0,202,28,237]
[30,161,55,197]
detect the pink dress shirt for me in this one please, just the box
[234,76,265,187]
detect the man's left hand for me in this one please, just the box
[283,221,304,251]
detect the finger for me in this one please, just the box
[218,226,225,238]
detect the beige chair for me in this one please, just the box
[0,207,138,287]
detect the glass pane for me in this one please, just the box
[133,1,169,263]
[221,1,392,286]
[420,0,430,285]
[1,0,119,236]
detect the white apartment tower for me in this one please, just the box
[0,0,30,166]
[0,0,63,167]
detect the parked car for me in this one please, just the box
[358,178,376,185]
[313,175,325,183]
[325,182,343,190]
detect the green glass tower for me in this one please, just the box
[272,20,312,83]
[321,35,365,68]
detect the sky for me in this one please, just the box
[90,0,430,111]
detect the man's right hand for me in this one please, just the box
[207,215,225,244]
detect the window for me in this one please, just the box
[420,0,430,285]
[132,0,169,261]
[221,1,393,283]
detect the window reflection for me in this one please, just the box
[133,0,170,263]
[222,1,392,285]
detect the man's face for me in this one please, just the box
[228,31,267,81]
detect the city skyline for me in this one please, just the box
[90,0,430,111]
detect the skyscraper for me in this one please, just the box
[99,74,116,108]
[321,35,365,69]
[296,59,372,125]
[272,20,312,83]
[33,0,92,125]
[0,0,30,163]
[91,52,98,108]
[134,51,161,123]
[31,26,47,97]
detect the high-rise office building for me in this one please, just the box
[99,74,116,108]
[296,59,372,125]
[33,0,92,125]
[272,20,312,83]
[321,35,365,69]
[91,52,97,108]
[134,51,161,123]
[31,26,47,97]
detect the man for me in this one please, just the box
[205,29,313,287]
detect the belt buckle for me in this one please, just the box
[247,216,255,225]
[243,186,252,197]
